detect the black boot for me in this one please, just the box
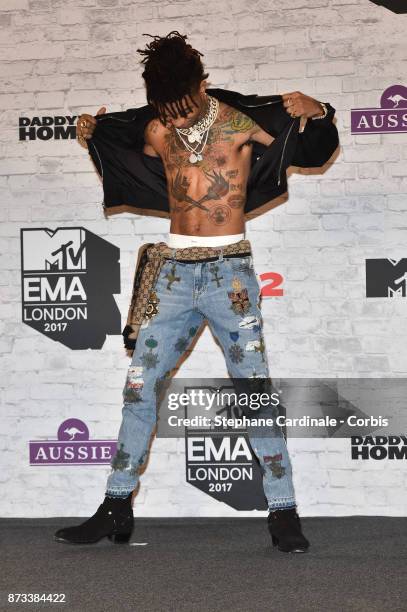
[267,507,310,553]
[54,493,134,545]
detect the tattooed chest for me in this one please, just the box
[163,132,249,220]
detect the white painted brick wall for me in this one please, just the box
[1,0,406,518]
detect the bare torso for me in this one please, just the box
[143,101,274,236]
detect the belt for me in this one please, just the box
[122,239,252,353]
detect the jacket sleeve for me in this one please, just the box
[85,107,170,216]
[289,102,339,168]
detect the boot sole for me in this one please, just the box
[54,531,133,545]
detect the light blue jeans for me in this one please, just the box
[106,244,297,510]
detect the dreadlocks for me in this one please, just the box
[137,31,209,124]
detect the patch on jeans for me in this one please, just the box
[174,326,198,353]
[124,366,144,403]
[246,337,266,361]
[141,335,160,369]
[111,443,131,471]
[144,290,160,320]
[154,369,172,395]
[263,453,286,479]
[229,331,239,342]
[231,258,254,276]
[209,263,224,287]
[245,339,261,352]
[164,264,181,290]
[238,315,260,331]
[228,277,251,315]
[128,449,149,477]
[228,343,245,363]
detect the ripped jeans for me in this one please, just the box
[106,246,297,511]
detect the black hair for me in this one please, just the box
[137,31,209,123]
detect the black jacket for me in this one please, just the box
[86,87,339,219]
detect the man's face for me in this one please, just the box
[158,86,207,129]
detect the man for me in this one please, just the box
[54,31,339,553]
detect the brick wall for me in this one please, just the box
[1,0,406,518]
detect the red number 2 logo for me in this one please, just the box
[259,272,284,297]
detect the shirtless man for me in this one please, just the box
[54,31,329,553]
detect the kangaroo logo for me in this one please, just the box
[387,94,407,108]
[351,84,407,134]
[63,427,86,441]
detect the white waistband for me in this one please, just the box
[167,232,245,248]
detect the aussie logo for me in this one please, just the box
[19,115,78,141]
[20,227,121,349]
[351,84,407,134]
[29,418,117,465]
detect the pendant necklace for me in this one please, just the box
[174,95,219,164]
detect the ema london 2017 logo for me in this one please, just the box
[21,227,121,349]
[29,418,117,465]
[351,84,407,134]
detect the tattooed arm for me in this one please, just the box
[143,119,162,157]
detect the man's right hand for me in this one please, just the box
[76,107,106,147]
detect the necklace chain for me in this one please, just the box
[174,95,219,164]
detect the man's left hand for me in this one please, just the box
[281,91,324,119]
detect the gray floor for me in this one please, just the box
[0,517,405,612]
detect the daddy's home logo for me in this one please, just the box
[351,84,407,134]
[29,418,117,465]
[366,258,407,297]
[19,115,77,141]
[351,436,407,460]
[21,227,121,349]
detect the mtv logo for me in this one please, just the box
[22,228,86,271]
[368,1,407,13]
[388,283,406,298]
[366,258,407,298]
[20,226,121,349]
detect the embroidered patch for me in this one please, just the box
[124,367,144,403]
[245,339,261,352]
[263,454,286,479]
[145,290,160,320]
[238,315,260,331]
[128,449,149,477]
[229,331,239,342]
[140,335,159,369]
[174,326,198,353]
[209,263,223,287]
[228,343,245,363]
[232,258,253,276]
[228,277,252,315]
[164,264,181,290]
[111,443,130,471]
